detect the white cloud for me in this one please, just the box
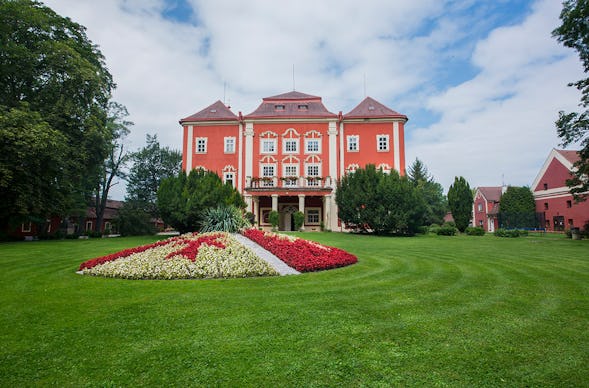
[42,0,584,199]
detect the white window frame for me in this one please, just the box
[260,163,276,187]
[377,134,389,152]
[224,171,235,187]
[305,163,321,187]
[21,222,32,233]
[477,203,483,212]
[283,138,299,154]
[86,221,93,231]
[347,135,359,152]
[195,137,207,154]
[224,137,236,154]
[305,138,321,154]
[283,164,299,187]
[305,208,321,225]
[261,138,277,154]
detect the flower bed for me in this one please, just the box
[79,233,278,279]
[241,229,358,272]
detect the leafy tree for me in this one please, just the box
[552,0,589,200]
[0,105,68,224]
[157,169,245,233]
[336,165,425,235]
[126,134,182,217]
[407,158,447,225]
[498,186,537,229]
[114,201,156,236]
[447,176,473,232]
[0,0,117,229]
[92,102,132,232]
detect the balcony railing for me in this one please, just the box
[246,176,334,189]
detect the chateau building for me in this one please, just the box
[180,91,407,231]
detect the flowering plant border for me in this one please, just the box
[241,229,358,272]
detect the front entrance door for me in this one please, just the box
[553,216,565,231]
[280,205,298,231]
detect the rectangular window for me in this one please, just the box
[305,208,321,225]
[477,203,483,212]
[566,200,572,208]
[306,164,320,187]
[195,137,207,153]
[377,135,389,151]
[284,139,299,153]
[543,183,548,190]
[86,221,93,231]
[21,222,32,233]
[224,172,235,187]
[283,164,298,187]
[224,137,235,154]
[479,220,483,226]
[347,135,359,152]
[305,139,320,153]
[261,139,276,154]
[544,202,549,210]
[261,164,275,187]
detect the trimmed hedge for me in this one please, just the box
[465,226,485,236]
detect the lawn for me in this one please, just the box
[1,233,588,386]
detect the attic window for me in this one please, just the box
[543,183,548,190]
[298,104,308,110]
[368,105,375,111]
[275,104,285,111]
[210,109,217,113]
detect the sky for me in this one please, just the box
[43,0,585,200]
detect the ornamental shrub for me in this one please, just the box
[437,225,457,236]
[200,205,250,233]
[465,226,485,236]
[494,228,522,238]
[293,211,305,231]
[428,223,441,234]
[269,211,279,231]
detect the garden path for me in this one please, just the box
[233,233,300,276]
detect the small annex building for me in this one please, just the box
[472,186,504,232]
[180,91,408,231]
[531,149,589,232]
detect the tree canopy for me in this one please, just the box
[552,0,589,200]
[0,0,118,228]
[447,176,473,232]
[406,158,447,225]
[498,186,538,229]
[336,165,425,235]
[157,169,245,234]
[126,134,182,218]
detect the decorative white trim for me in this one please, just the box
[245,122,254,182]
[376,134,390,152]
[238,123,243,192]
[304,130,322,138]
[328,121,338,181]
[304,138,321,154]
[339,122,345,179]
[186,125,193,173]
[260,130,278,138]
[282,155,300,164]
[222,165,236,172]
[531,148,576,193]
[347,135,359,152]
[195,137,207,154]
[283,138,299,154]
[282,127,300,138]
[393,122,400,172]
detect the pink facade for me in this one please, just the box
[180,91,408,231]
[532,149,589,232]
[472,186,503,232]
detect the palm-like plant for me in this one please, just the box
[200,205,250,233]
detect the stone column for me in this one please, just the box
[186,125,193,174]
[271,194,278,211]
[252,196,259,226]
[393,121,401,174]
[328,121,338,187]
[244,122,254,181]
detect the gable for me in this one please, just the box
[533,158,573,192]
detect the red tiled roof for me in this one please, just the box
[180,100,238,123]
[478,186,502,202]
[555,149,580,165]
[344,96,407,120]
[245,91,337,119]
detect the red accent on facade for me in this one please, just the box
[532,149,589,232]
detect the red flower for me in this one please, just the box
[241,229,357,272]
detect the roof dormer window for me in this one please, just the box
[275,104,285,111]
[368,105,375,111]
[298,104,308,110]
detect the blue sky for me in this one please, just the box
[44,0,584,199]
